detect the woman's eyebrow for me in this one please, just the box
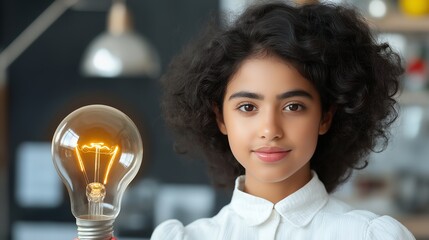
[277,90,313,100]
[228,90,313,101]
[228,91,263,100]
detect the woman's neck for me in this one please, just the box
[243,167,312,204]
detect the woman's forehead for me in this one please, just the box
[225,55,318,97]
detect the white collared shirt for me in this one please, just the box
[151,173,415,240]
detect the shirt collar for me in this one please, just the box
[230,171,328,227]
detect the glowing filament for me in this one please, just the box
[75,142,119,185]
[103,146,119,184]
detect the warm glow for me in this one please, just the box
[75,142,119,185]
[52,104,143,223]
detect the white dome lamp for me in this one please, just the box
[81,0,160,78]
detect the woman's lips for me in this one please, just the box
[253,147,290,163]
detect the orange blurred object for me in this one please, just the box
[400,0,429,16]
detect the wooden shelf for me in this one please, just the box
[367,13,429,33]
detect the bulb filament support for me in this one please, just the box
[74,142,119,217]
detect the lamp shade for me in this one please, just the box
[80,0,160,78]
[81,32,160,78]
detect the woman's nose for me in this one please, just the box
[259,111,283,140]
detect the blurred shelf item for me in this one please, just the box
[399,91,429,106]
[367,13,429,33]
[366,9,429,107]
[359,8,429,239]
[397,215,429,239]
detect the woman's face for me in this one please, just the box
[216,55,333,189]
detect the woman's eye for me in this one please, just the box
[238,104,256,112]
[284,103,303,112]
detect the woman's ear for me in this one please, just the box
[319,106,336,135]
[214,105,227,135]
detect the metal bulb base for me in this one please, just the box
[76,216,115,240]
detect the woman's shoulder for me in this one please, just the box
[341,211,415,239]
[318,197,415,239]
[365,214,416,240]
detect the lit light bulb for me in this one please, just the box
[51,105,143,239]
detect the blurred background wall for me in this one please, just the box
[0,0,429,239]
[0,1,220,239]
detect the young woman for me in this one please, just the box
[151,2,415,239]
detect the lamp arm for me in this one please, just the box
[0,0,80,84]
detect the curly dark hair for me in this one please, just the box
[161,1,403,193]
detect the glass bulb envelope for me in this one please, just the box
[52,105,143,221]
